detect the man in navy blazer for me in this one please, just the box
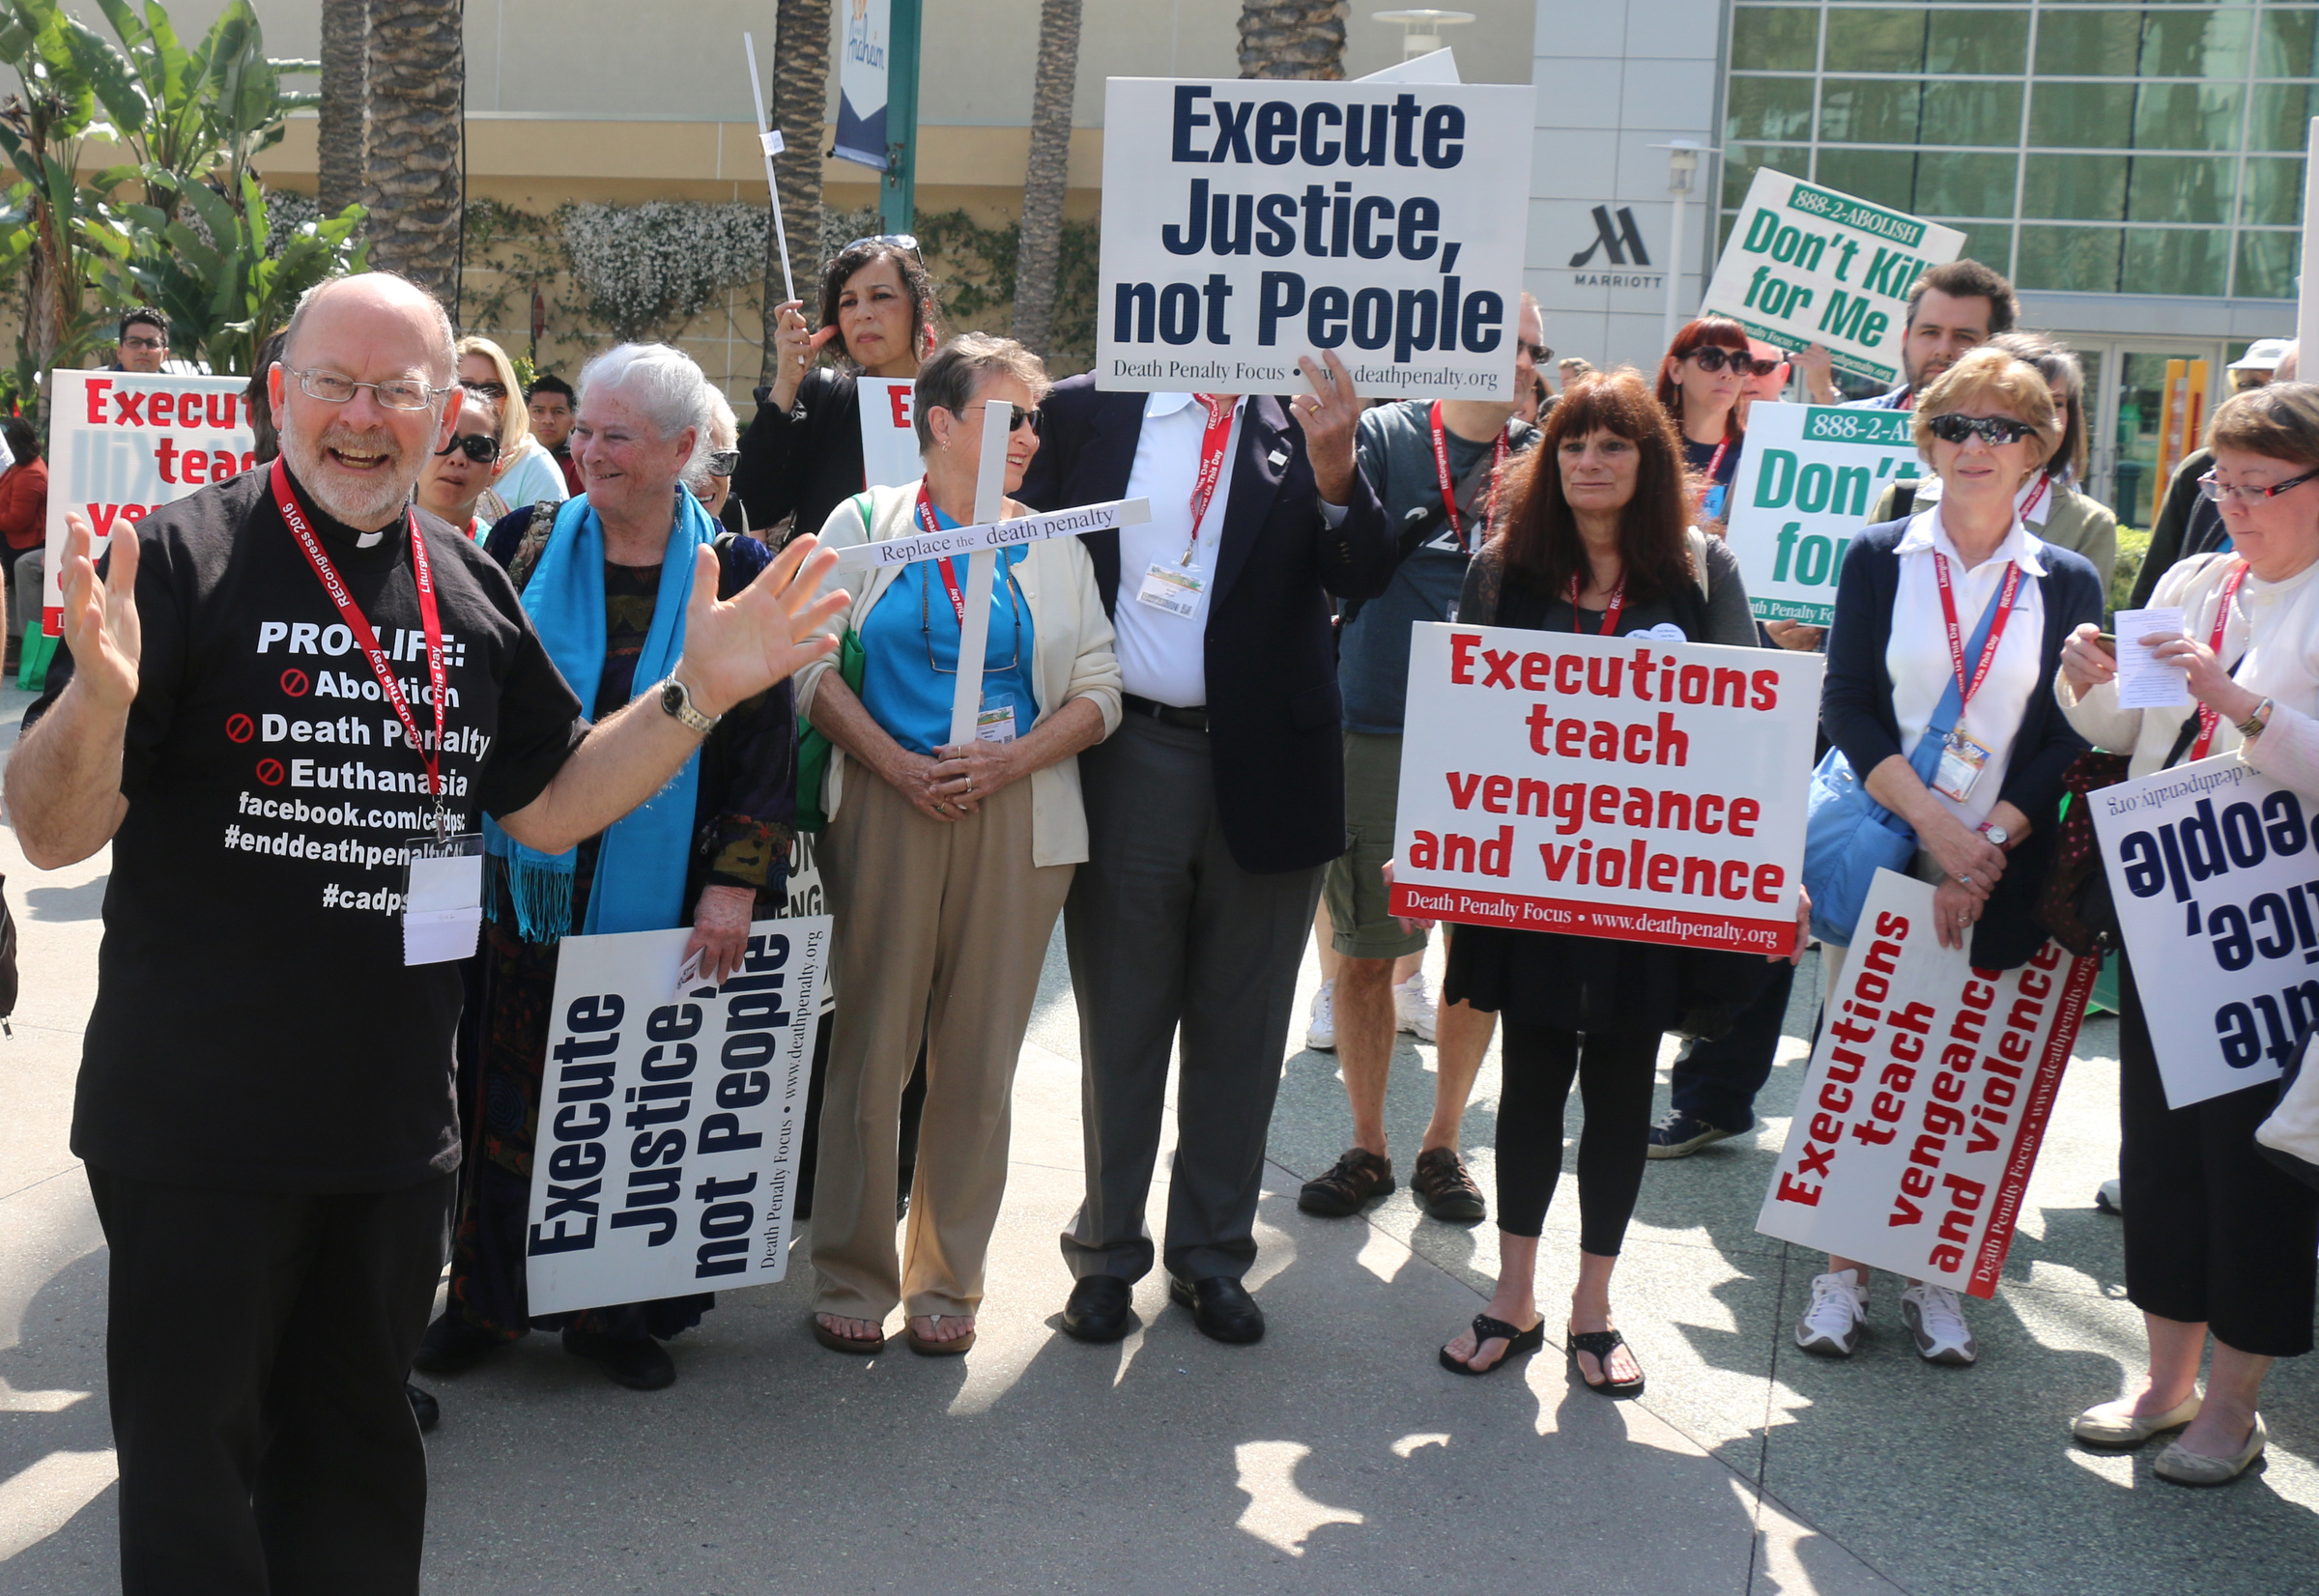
[1018,353,1396,1344]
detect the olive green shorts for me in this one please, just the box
[1322,731,1429,961]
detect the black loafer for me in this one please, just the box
[405,1382,440,1432]
[412,1311,503,1376]
[1062,1274,1135,1343]
[560,1326,676,1390]
[1168,1274,1265,1345]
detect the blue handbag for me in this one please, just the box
[1802,574,2011,946]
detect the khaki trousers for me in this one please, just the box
[812,767,1074,1321]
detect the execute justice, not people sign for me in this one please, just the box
[1390,622,1824,955]
[1097,75,1534,400]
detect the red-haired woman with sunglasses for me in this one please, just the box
[1656,317,1772,524]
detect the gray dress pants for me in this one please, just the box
[1062,713,1325,1284]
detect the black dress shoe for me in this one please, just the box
[1168,1274,1265,1345]
[412,1311,503,1376]
[1061,1275,1134,1343]
[560,1326,676,1390]
[406,1382,440,1432]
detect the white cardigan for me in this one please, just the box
[794,480,1124,867]
[2057,550,2319,794]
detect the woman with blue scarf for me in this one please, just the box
[415,345,799,1393]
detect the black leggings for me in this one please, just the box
[1495,1021,1660,1253]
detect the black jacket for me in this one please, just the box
[1821,518,2104,970]
[731,367,870,542]
[1016,378,1398,874]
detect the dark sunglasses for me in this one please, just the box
[436,432,501,465]
[1927,413,2036,446]
[965,401,1041,435]
[461,380,509,400]
[1521,340,1552,365]
[1687,347,1779,377]
[702,448,740,475]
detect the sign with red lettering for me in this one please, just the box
[1755,870,2096,1297]
[856,377,921,505]
[43,369,254,634]
[1389,620,1822,953]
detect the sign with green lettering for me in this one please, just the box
[1725,401,1923,626]
[1699,168,1966,388]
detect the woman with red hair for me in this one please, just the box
[1656,316,1773,522]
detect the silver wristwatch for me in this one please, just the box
[1979,822,2009,849]
[657,674,721,736]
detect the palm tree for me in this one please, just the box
[317,0,368,218]
[760,0,830,384]
[1010,0,1081,357]
[1237,0,1347,79]
[362,0,463,305]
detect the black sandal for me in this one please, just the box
[1439,1313,1545,1377]
[1568,1326,1646,1398]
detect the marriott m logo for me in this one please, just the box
[1569,206,1651,269]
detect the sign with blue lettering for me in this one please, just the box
[1724,401,1922,627]
[2093,755,2319,1108]
[1096,76,1533,401]
[1699,168,1966,389]
[525,918,831,1313]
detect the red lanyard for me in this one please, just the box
[1704,437,1731,485]
[2018,473,2052,524]
[1932,551,2024,714]
[915,488,967,624]
[1569,575,1626,636]
[1188,395,1235,533]
[2190,560,2252,761]
[271,459,446,808]
[1428,401,1508,553]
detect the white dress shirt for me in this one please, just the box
[1114,391,1246,707]
[1887,506,2049,828]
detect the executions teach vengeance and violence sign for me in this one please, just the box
[1390,621,1824,955]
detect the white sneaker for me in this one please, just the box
[1393,970,1438,1041]
[1306,980,1337,1051]
[1901,1282,1979,1366]
[1795,1268,1867,1356]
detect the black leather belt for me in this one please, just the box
[1122,693,1209,732]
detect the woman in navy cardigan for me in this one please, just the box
[1801,346,2103,1367]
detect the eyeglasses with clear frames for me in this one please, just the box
[2198,467,2319,505]
[290,367,445,411]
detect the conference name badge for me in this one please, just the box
[1932,729,1992,803]
[976,703,1018,744]
[402,830,485,966]
[1136,562,1205,618]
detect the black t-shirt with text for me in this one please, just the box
[29,467,586,1192]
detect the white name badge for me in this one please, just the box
[401,831,484,966]
[976,703,1018,744]
[1932,729,1992,804]
[1136,562,1205,617]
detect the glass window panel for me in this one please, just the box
[2255,9,2319,76]
[2137,10,2251,76]
[1915,153,2019,214]
[2250,82,2319,149]
[1815,147,1920,210]
[2035,10,2144,73]
[2241,157,2305,224]
[1926,9,2028,71]
[1825,8,1929,71]
[1732,7,1820,71]
[1921,80,2024,144]
[2127,155,2234,221]
[2022,153,2130,218]
[2122,227,2229,294]
[2236,230,2301,299]
[2018,225,2124,292]
[1721,142,1799,209]
[2030,81,2136,146]
[1726,76,1818,141]
[1820,78,1926,142]
[2132,84,2246,150]
[1949,223,2014,271]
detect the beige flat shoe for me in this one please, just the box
[2154,1414,2266,1487]
[2073,1393,2201,1448]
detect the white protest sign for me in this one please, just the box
[1389,621,1823,954]
[2091,754,2319,1107]
[525,918,829,1315]
[827,497,1150,571]
[857,377,923,491]
[44,369,253,634]
[773,831,837,1015]
[1755,871,2095,1297]
[1701,169,1966,390]
[1724,401,1922,626]
[834,0,892,171]
[1096,76,1533,401]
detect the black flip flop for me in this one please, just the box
[1568,1326,1646,1398]
[1439,1313,1545,1377]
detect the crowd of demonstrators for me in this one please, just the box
[2137,342,2299,610]
[1297,297,1545,1229]
[528,373,584,496]
[799,337,1121,1357]
[1798,347,2104,1366]
[1653,316,1760,525]
[2057,382,2319,1486]
[1436,368,1781,1389]
[7,271,845,1592]
[1,415,46,667]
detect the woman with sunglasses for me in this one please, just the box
[1655,317,1768,526]
[686,387,749,537]
[735,235,938,545]
[415,404,511,539]
[792,334,1120,1357]
[456,335,567,513]
[2055,383,2319,1485]
[1799,347,2102,1368]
